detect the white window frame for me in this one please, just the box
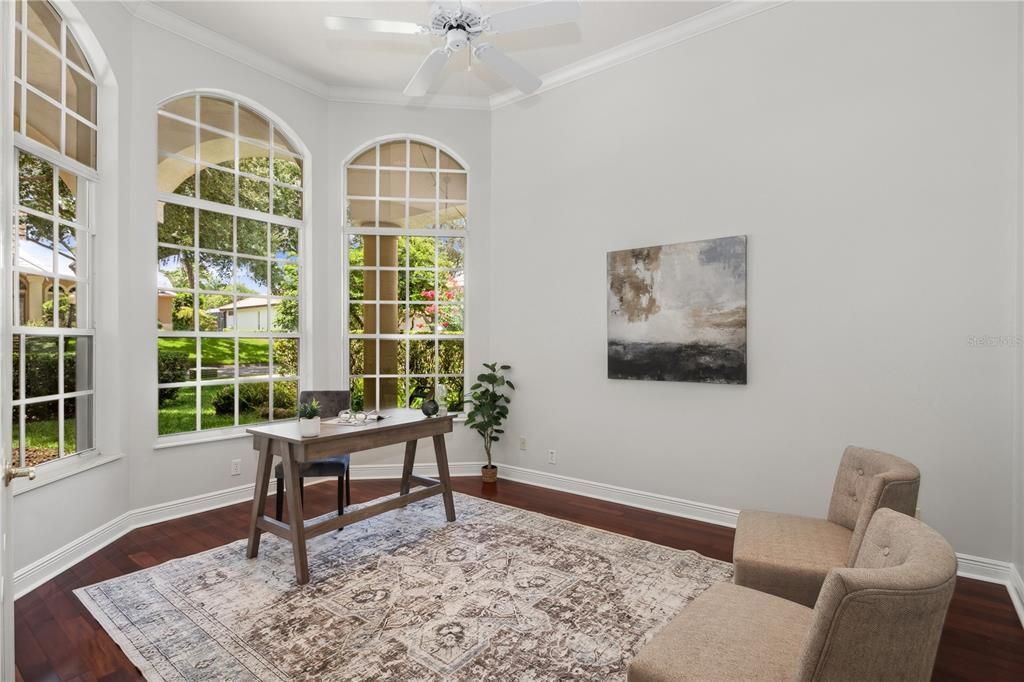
[342,135,469,414]
[8,0,99,470]
[12,0,98,173]
[155,92,310,441]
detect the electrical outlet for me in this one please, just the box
[519,436,527,451]
[547,449,557,465]
[231,459,241,476]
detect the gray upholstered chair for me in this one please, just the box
[628,508,957,682]
[274,390,351,521]
[732,445,920,606]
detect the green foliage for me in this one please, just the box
[273,337,299,375]
[273,382,298,415]
[210,385,233,416]
[40,290,76,327]
[298,399,320,420]
[273,264,299,332]
[463,362,515,467]
[209,381,298,418]
[346,235,464,335]
[19,152,53,213]
[159,174,302,301]
[349,380,365,412]
[12,343,86,420]
[158,351,191,405]
[173,306,219,331]
[18,151,78,218]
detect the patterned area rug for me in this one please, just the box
[76,492,733,681]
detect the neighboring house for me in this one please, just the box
[218,297,279,331]
[155,285,280,332]
[157,272,176,330]
[17,231,77,325]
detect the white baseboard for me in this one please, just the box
[1009,564,1024,629]
[955,553,1016,584]
[13,458,1024,630]
[13,461,484,599]
[495,462,1024,627]
[13,482,257,599]
[496,463,740,528]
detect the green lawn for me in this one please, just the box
[158,384,288,435]
[158,337,270,367]
[159,387,243,434]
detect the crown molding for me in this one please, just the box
[120,0,787,112]
[326,84,491,111]
[490,0,789,110]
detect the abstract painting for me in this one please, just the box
[607,235,747,384]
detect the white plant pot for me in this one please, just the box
[298,417,320,437]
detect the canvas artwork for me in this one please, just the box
[607,235,747,384]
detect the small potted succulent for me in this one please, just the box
[297,398,321,437]
[464,362,515,483]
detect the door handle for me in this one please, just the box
[4,465,36,486]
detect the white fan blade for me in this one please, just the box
[473,43,542,94]
[324,16,427,35]
[404,48,451,97]
[484,0,581,34]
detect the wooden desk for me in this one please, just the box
[245,411,456,585]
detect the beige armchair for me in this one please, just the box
[628,508,957,682]
[732,445,920,606]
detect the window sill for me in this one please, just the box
[154,426,256,451]
[12,450,123,496]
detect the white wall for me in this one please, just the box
[489,1,1018,561]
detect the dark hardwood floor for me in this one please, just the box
[14,477,1024,681]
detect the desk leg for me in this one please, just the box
[282,445,310,585]
[246,438,273,559]
[432,434,456,522]
[400,439,417,495]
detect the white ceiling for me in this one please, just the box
[152,1,725,99]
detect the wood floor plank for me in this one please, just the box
[12,476,1024,681]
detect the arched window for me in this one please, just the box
[11,0,97,467]
[344,138,467,413]
[156,93,306,436]
[13,0,96,167]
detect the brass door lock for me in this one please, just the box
[4,465,36,486]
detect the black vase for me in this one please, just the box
[421,399,439,417]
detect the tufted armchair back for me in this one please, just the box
[794,508,956,681]
[826,446,920,564]
[298,390,350,419]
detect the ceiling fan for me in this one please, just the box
[324,1,582,97]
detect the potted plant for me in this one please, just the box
[297,398,321,437]
[464,362,515,483]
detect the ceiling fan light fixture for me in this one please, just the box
[325,0,580,97]
[445,28,470,52]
